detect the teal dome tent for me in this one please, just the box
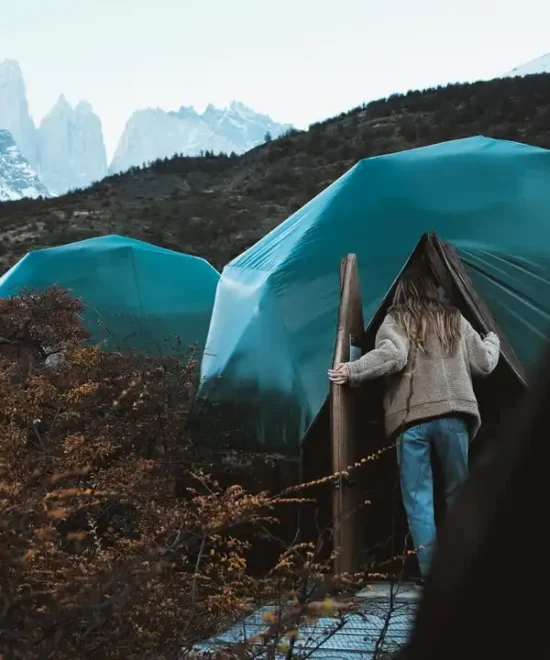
[0,235,220,356]
[200,136,550,455]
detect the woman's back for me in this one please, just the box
[331,269,500,437]
[342,266,500,438]
[378,312,500,439]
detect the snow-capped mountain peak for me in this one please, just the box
[0,129,49,201]
[229,100,259,119]
[0,59,24,82]
[0,60,109,195]
[37,95,107,195]
[53,93,70,108]
[172,105,200,120]
[75,100,94,114]
[507,52,550,77]
[0,59,39,172]
[110,101,293,174]
[2,58,294,190]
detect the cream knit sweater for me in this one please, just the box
[344,313,500,439]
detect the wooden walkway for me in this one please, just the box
[195,582,421,658]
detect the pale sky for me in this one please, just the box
[1,0,549,161]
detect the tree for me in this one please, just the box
[264,130,273,143]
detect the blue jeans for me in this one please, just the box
[398,416,469,577]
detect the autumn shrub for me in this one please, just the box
[0,288,393,660]
[0,290,300,657]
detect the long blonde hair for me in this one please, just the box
[389,269,462,354]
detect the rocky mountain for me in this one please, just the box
[110,101,292,174]
[0,60,39,172]
[37,95,108,195]
[1,58,291,188]
[1,72,550,275]
[508,52,550,77]
[0,60,106,196]
[0,129,48,201]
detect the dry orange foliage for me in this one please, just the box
[0,289,372,660]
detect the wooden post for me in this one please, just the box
[331,254,364,575]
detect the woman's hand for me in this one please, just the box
[328,363,350,385]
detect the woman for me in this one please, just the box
[328,269,500,579]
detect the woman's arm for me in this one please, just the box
[463,317,500,377]
[330,315,410,387]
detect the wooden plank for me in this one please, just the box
[330,254,364,575]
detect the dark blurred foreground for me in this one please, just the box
[400,342,550,659]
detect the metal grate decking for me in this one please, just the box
[194,582,420,658]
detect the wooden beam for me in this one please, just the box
[330,254,364,575]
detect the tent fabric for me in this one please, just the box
[0,235,220,356]
[200,136,550,455]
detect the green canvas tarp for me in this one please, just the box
[0,235,220,356]
[200,136,550,455]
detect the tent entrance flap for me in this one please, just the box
[306,233,527,577]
